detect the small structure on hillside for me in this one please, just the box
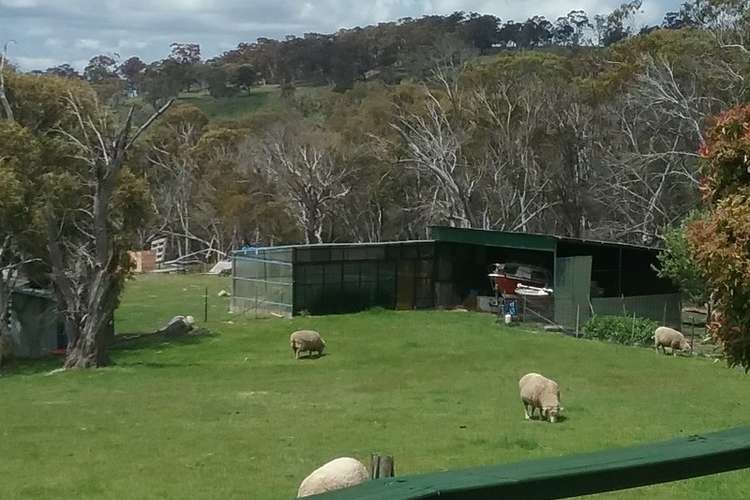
[7,286,66,359]
[129,250,157,273]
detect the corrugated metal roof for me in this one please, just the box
[231,228,658,257]
[429,226,659,252]
[232,239,434,255]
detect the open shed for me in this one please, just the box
[230,227,680,329]
[429,227,680,329]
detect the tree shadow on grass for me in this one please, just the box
[0,330,217,378]
[0,356,64,378]
[112,328,217,352]
[117,361,200,369]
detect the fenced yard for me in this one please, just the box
[2,274,749,499]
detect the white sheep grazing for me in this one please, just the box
[519,372,562,423]
[290,330,326,359]
[297,457,369,498]
[654,326,692,356]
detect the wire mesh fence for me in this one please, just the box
[231,254,293,318]
[591,293,682,330]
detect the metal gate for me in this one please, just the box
[554,256,592,331]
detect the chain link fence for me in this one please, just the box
[231,254,293,318]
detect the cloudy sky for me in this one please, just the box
[2,0,682,71]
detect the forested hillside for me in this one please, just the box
[7,0,750,259]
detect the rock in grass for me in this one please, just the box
[158,315,195,337]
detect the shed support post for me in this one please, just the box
[618,248,623,296]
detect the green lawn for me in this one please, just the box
[2,274,750,499]
[181,90,280,120]
[177,85,332,122]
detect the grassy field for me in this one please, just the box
[2,274,750,499]
[177,85,331,121]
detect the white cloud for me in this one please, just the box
[75,38,103,50]
[117,39,149,50]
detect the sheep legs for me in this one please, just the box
[523,403,535,420]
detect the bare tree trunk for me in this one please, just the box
[0,43,14,122]
[0,40,19,350]
[0,238,15,343]
[52,96,173,369]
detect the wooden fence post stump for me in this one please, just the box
[370,453,395,479]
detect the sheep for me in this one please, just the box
[297,457,369,498]
[654,326,692,356]
[290,330,326,359]
[519,372,562,423]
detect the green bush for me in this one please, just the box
[582,315,658,346]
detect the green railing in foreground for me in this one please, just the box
[311,427,750,499]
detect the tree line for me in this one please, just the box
[39,1,712,101]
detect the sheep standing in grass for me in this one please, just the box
[519,373,562,423]
[290,330,326,359]
[654,326,692,356]
[297,457,369,497]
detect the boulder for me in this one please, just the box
[158,315,195,337]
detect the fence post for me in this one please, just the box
[690,315,696,354]
[204,287,208,323]
[575,305,580,338]
[662,302,667,326]
[370,454,395,479]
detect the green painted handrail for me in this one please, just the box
[310,427,750,499]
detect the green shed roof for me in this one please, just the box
[429,226,556,252]
[429,226,658,253]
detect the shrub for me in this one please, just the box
[688,104,750,370]
[582,315,658,346]
[656,211,708,305]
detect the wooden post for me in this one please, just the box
[690,315,696,354]
[370,454,395,479]
[575,304,580,338]
[204,287,208,323]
